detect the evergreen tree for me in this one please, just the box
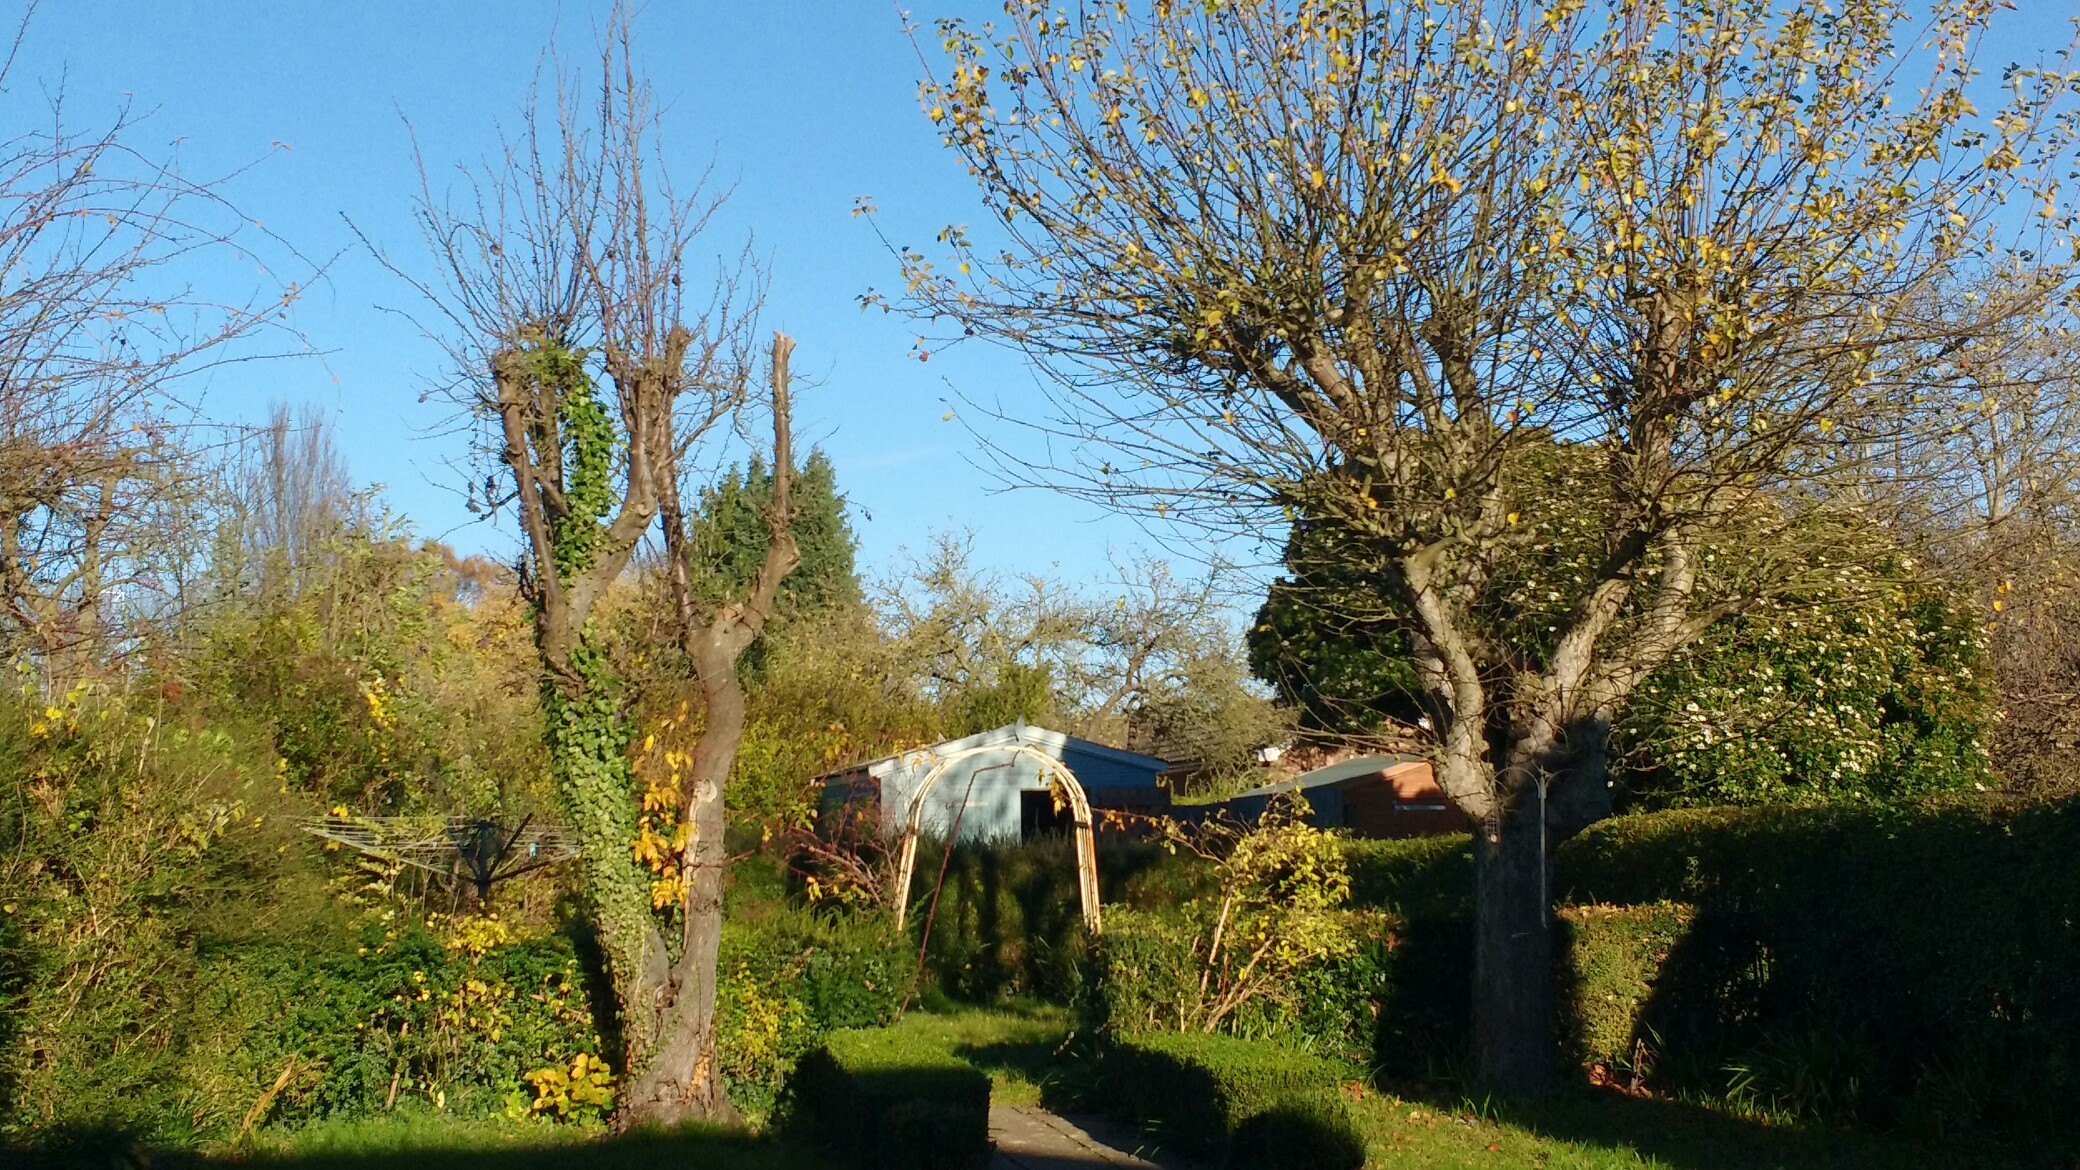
[690,448,859,624]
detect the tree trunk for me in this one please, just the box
[1472,793,1553,1097]
[616,635,751,1127]
[542,661,670,1066]
[616,331,798,1128]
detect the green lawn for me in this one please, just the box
[889,1004,2050,1170]
[9,1113,835,1170]
[1342,1091,2040,1170]
[10,1007,2053,1169]
[880,999,1081,1108]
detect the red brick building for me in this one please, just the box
[1197,753,1470,839]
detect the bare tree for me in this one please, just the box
[391,15,796,1124]
[875,536,1260,748]
[207,401,357,600]
[1892,294,2080,790]
[892,0,2080,1092]
[0,5,303,679]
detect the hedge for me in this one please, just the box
[927,792,2080,1145]
[1556,901,1695,1084]
[1341,796,2080,1139]
[714,906,913,1125]
[1108,1031,1364,1169]
[1341,834,1473,920]
[1555,797,2080,1135]
[788,1026,992,1169]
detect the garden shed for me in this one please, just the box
[1196,754,1468,839]
[815,720,1172,844]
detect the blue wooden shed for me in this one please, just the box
[815,721,1172,843]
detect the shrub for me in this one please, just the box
[1083,905,1198,1034]
[196,917,607,1125]
[1092,802,1358,1036]
[1555,902,1695,1089]
[1088,906,1391,1063]
[1617,572,1993,809]
[0,689,331,1143]
[1231,1098,1371,1170]
[1341,834,1472,919]
[714,906,912,1125]
[1557,798,2080,1137]
[1107,1031,1362,1168]
[789,1026,991,1169]
[915,834,1205,1003]
[1368,914,1471,1081]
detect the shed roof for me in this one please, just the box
[1223,753,1428,802]
[812,720,1172,782]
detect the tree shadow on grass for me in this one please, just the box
[956,1030,1072,1096]
[1466,1087,2060,1170]
[7,1123,834,1170]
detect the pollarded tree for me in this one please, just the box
[891,0,2080,1092]
[393,18,797,1124]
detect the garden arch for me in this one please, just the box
[889,743,1102,935]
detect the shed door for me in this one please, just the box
[1021,789,1070,840]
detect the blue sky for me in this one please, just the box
[11,2,2075,598]
[11,0,1168,591]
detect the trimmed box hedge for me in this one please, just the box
[1558,798,2080,1134]
[1342,797,2080,1139]
[1109,1031,1364,1169]
[1557,901,1695,1080]
[789,1026,992,1169]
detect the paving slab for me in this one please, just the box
[989,1105,1199,1169]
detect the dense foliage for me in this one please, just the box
[909,789,2080,1150]
[1619,574,1991,806]
[911,834,1207,1002]
[1091,803,1361,1038]
[0,667,912,1149]
[713,901,911,1126]
[1251,495,1995,809]
[688,451,862,650]
[788,1025,992,1169]
[1558,798,2080,1136]
[1105,1030,1363,1169]
[1,686,319,1143]
[195,512,549,817]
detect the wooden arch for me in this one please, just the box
[889,743,1102,935]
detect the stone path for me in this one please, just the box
[989,1105,1197,1169]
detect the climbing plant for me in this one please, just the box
[405,16,803,1125]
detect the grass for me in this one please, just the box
[9,1111,835,1170]
[883,1005,2058,1170]
[883,998,1079,1108]
[1340,1089,2038,1170]
[12,1008,2060,1170]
